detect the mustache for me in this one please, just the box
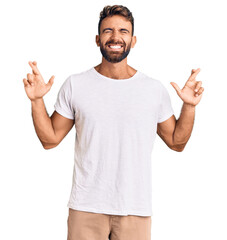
[105,41,125,46]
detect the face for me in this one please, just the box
[96,15,136,63]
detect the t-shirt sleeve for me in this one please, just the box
[158,83,174,123]
[54,75,75,120]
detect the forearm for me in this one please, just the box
[31,98,56,147]
[173,103,195,150]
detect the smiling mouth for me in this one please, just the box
[107,45,123,51]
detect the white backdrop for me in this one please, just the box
[0,0,226,239]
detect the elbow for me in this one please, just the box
[170,135,188,152]
[42,141,58,150]
[43,145,54,150]
[173,147,184,152]
[170,143,186,152]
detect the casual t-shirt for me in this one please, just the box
[54,67,174,216]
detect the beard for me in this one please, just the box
[99,40,132,63]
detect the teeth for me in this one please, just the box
[109,45,122,49]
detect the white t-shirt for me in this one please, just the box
[54,67,174,216]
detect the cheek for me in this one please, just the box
[126,39,133,47]
[100,37,109,46]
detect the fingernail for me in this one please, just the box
[195,89,198,92]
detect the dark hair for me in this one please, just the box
[98,5,134,36]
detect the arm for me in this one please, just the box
[157,68,204,152]
[157,103,195,152]
[23,61,74,149]
[31,99,74,149]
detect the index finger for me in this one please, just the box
[188,68,201,81]
[28,61,40,75]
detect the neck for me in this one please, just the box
[94,58,137,80]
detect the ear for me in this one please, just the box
[131,35,137,48]
[96,35,100,47]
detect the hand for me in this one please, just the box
[23,61,55,101]
[170,68,204,106]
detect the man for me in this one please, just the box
[23,5,204,240]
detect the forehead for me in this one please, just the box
[100,15,132,31]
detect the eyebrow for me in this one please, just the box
[102,28,130,33]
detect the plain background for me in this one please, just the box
[0,0,226,239]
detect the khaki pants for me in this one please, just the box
[67,208,152,240]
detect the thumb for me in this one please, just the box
[170,82,181,95]
[47,75,55,89]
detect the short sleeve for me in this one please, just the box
[54,75,75,120]
[158,83,174,123]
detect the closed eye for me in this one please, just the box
[120,29,129,33]
[103,28,112,33]
[102,28,130,34]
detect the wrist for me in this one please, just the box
[31,98,43,105]
[182,102,196,112]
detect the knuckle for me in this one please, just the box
[27,73,33,81]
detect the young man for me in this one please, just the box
[23,5,204,240]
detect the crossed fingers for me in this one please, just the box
[188,68,201,82]
[28,61,40,75]
[188,68,204,97]
[23,61,41,87]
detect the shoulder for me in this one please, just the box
[64,68,94,88]
[138,71,165,89]
[70,68,93,80]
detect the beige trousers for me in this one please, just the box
[67,208,152,240]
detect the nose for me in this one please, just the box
[112,30,118,37]
[109,31,123,44]
[111,30,121,39]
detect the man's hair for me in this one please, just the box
[98,5,134,36]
